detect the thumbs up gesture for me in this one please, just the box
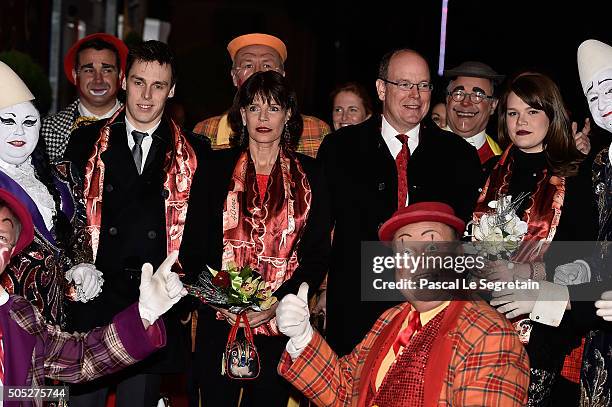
[138,251,187,325]
[276,283,314,356]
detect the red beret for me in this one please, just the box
[64,33,128,85]
[0,189,34,257]
[378,202,465,241]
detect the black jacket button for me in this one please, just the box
[147,230,157,239]
[105,184,114,192]
[109,226,118,236]
[162,189,170,199]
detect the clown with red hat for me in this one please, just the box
[41,33,128,163]
[276,201,529,406]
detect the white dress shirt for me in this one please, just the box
[381,116,420,206]
[125,118,161,173]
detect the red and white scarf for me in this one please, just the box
[222,148,311,335]
[82,107,198,266]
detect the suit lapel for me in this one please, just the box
[143,120,171,174]
[104,121,140,184]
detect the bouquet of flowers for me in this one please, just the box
[465,193,529,260]
[184,262,277,313]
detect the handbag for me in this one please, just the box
[221,312,260,380]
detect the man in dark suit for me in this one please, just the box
[64,40,208,407]
[319,49,482,356]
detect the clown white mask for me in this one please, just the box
[585,68,612,133]
[0,101,40,165]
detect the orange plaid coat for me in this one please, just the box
[278,300,529,406]
[193,113,330,158]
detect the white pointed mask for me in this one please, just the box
[0,101,40,165]
[585,68,612,133]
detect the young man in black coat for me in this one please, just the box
[64,40,209,407]
[318,49,483,356]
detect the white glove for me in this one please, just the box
[138,251,187,324]
[66,263,104,302]
[595,291,612,321]
[491,280,569,325]
[276,282,314,359]
[553,260,591,285]
[490,280,538,319]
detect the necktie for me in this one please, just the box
[395,134,410,209]
[0,327,4,384]
[393,310,421,355]
[131,130,148,175]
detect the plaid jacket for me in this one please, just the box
[1,296,165,407]
[278,300,529,407]
[41,99,80,163]
[193,113,331,158]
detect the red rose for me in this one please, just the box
[212,270,230,288]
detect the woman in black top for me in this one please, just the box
[472,72,598,406]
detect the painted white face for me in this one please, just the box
[0,102,40,165]
[585,68,612,133]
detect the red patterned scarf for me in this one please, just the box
[82,107,198,265]
[222,148,311,335]
[474,146,565,344]
[474,146,565,262]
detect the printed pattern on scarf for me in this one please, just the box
[221,149,311,335]
[82,107,197,264]
[473,146,565,345]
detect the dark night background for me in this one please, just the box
[2,0,612,133]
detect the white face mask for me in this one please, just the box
[585,67,612,133]
[0,102,40,165]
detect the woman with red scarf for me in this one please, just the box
[474,72,598,406]
[181,71,330,406]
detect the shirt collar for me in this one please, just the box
[445,126,487,150]
[415,300,450,326]
[78,99,121,119]
[464,130,487,149]
[125,116,162,139]
[381,115,420,144]
[0,156,34,174]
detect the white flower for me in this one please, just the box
[469,194,528,260]
[503,215,528,238]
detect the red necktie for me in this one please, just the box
[393,310,421,355]
[0,327,4,383]
[395,134,410,209]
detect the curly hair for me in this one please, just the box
[228,70,302,150]
[497,72,584,177]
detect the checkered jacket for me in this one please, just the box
[278,300,529,407]
[193,113,331,158]
[5,296,165,406]
[41,99,80,163]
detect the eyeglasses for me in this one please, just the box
[233,64,283,76]
[379,78,433,92]
[447,90,495,104]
